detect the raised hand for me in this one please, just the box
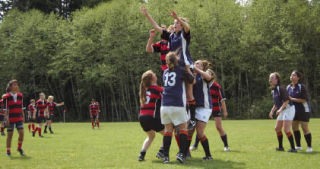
[141,6,148,16]
[149,29,156,38]
[169,9,178,19]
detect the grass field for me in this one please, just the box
[0,119,319,169]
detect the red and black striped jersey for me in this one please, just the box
[90,103,99,115]
[210,82,226,113]
[36,99,48,117]
[152,40,169,71]
[140,85,163,116]
[3,92,24,123]
[48,102,57,114]
[0,99,4,115]
[28,104,36,116]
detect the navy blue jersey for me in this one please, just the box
[193,74,212,109]
[162,67,194,107]
[287,83,310,113]
[161,29,193,68]
[272,85,289,109]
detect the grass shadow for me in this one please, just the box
[295,151,319,155]
[8,155,32,160]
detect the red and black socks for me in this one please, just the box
[276,131,283,148]
[187,100,196,121]
[178,130,188,156]
[17,137,23,150]
[163,132,172,157]
[200,135,211,157]
[286,132,295,149]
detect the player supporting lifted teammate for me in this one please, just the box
[90,99,100,129]
[27,99,36,133]
[0,94,6,136]
[33,92,48,137]
[287,70,313,152]
[269,72,296,152]
[138,70,165,161]
[44,96,64,134]
[3,80,25,156]
[141,6,197,130]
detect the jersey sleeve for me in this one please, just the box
[279,86,289,102]
[161,30,170,41]
[152,41,161,53]
[180,67,194,84]
[3,96,7,111]
[182,29,191,43]
[300,84,308,100]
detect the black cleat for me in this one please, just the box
[276,147,285,151]
[1,131,5,136]
[138,154,145,161]
[50,131,54,134]
[187,120,196,130]
[186,151,192,159]
[17,149,25,156]
[6,151,11,156]
[39,135,44,138]
[203,156,213,160]
[287,149,297,153]
[32,131,35,137]
[156,151,165,160]
[176,152,186,163]
[163,156,169,164]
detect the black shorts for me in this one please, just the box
[139,115,164,132]
[0,115,4,122]
[36,116,46,123]
[46,114,54,121]
[7,121,24,132]
[294,111,310,122]
[212,111,222,118]
[91,114,98,120]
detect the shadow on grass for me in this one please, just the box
[151,157,245,169]
[8,155,32,160]
[295,151,319,155]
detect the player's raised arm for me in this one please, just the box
[141,6,163,33]
[146,29,156,53]
[169,10,190,33]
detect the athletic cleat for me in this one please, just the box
[295,146,303,151]
[189,145,198,151]
[203,156,213,160]
[6,152,11,156]
[156,151,165,160]
[186,151,192,159]
[138,154,145,161]
[163,156,169,164]
[1,131,5,136]
[176,152,185,163]
[50,131,54,134]
[44,130,47,134]
[306,147,313,153]
[224,146,230,152]
[187,120,196,130]
[276,147,285,151]
[39,135,44,138]
[287,148,297,153]
[17,149,25,156]
[32,131,35,137]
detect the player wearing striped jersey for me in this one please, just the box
[0,94,6,136]
[269,72,296,152]
[160,52,194,164]
[90,99,100,129]
[27,99,36,133]
[138,70,165,161]
[141,7,197,130]
[288,71,313,152]
[190,69,230,152]
[33,92,48,137]
[3,80,25,156]
[44,96,64,134]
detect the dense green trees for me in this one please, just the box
[0,0,319,121]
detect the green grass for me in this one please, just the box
[0,119,319,169]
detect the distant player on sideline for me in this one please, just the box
[3,79,25,156]
[44,96,64,134]
[27,99,36,133]
[90,99,100,129]
[33,92,48,137]
[287,70,313,152]
[269,72,296,152]
[0,94,6,136]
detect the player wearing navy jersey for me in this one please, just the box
[3,80,25,156]
[33,92,48,137]
[141,7,197,130]
[89,99,100,129]
[287,71,313,152]
[269,72,296,152]
[138,70,165,161]
[27,99,36,133]
[160,52,194,163]
[0,94,6,136]
[190,69,230,152]
[44,96,64,134]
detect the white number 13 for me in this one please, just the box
[164,72,176,86]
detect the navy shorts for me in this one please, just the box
[0,115,4,122]
[91,114,98,120]
[294,111,310,122]
[212,111,222,118]
[139,115,164,132]
[37,116,46,123]
[7,121,24,132]
[46,114,54,121]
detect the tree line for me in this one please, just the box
[0,0,319,121]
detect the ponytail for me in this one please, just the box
[166,52,178,71]
[139,70,154,105]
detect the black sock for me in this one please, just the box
[286,132,295,149]
[188,100,196,121]
[200,136,211,157]
[304,133,312,147]
[179,132,187,156]
[293,130,301,147]
[194,135,200,147]
[185,136,192,156]
[49,127,52,132]
[221,134,228,147]
[277,132,283,148]
[140,151,146,157]
[163,134,172,157]
[44,125,47,132]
